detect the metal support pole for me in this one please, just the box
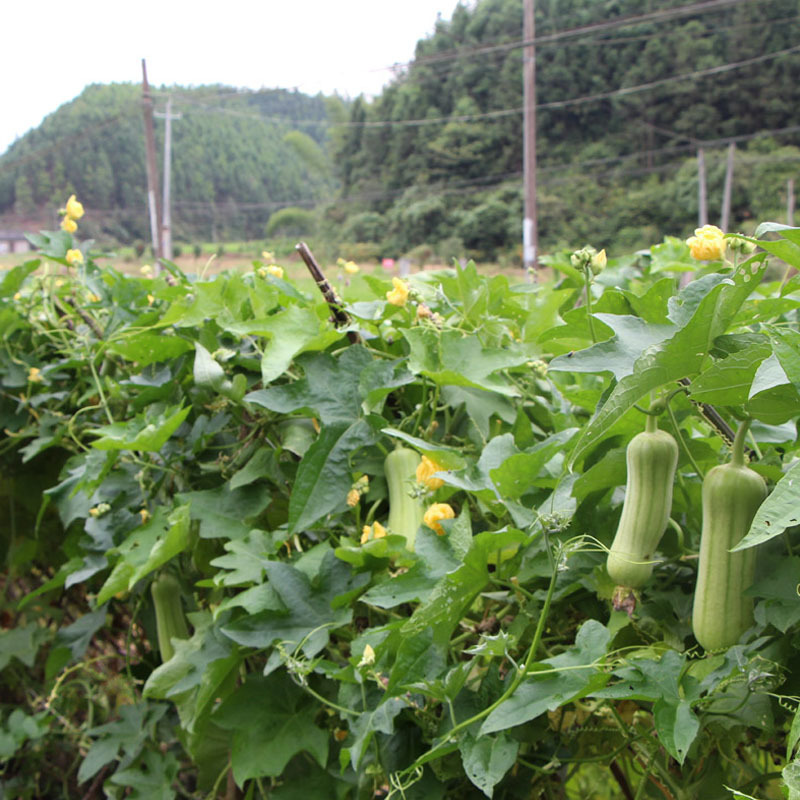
[141,59,163,263]
[155,97,181,261]
[523,0,538,276]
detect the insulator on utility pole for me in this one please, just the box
[141,60,163,266]
[523,0,539,277]
[155,97,182,262]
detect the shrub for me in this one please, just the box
[266,207,316,237]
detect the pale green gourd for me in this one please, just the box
[151,572,190,663]
[692,421,766,651]
[384,447,423,551]
[606,413,679,588]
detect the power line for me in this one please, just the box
[392,0,759,70]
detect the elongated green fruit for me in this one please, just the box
[151,572,190,662]
[692,421,766,651]
[606,414,679,588]
[385,447,423,551]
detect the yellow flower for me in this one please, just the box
[88,293,100,303]
[88,506,100,518]
[266,264,285,279]
[686,225,726,261]
[416,455,444,490]
[13,292,21,301]
[344,260,360,275]
[261,250,275,263]
[28,366,42,383]
[336,257,347,268]
[358,644,376,667]
[65,195,84,220]
[65,249,84,266]
[361,521,388,544]
[347,489,360,508]
[60,216,77,234]
[423,503,455,536]
[592,248,607,272]
[139,508,151,523]
[140,264,153,276]
[147,294,155,305]
[386,277,409,307]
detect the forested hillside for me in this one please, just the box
[0,84,338,241]
[328,0,800,258]
[1,0,800,254]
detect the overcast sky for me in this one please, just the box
[2,0,461,155]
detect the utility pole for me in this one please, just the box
[155,97,182,261]
[720,142,735,231]
[523,0,539,277]
[141,59,163,263]
[787,178,795,226]
[697,148,708,227]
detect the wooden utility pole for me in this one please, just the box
[787,178,795,226]
[155,97,182,261]
[523,0,539,276]
[141,59,163,262]
[720,142,735,231]
[697,148,708,227]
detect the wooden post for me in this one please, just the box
[719,142,735,231]
[523,0,539,276]
[697,148,707,227]
[141,59,163,263]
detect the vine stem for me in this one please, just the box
[584,267,598,343]
[730,417,752,467]
[665,401,704,480]
[400,557,560,776]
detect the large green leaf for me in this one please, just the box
[89,405,190,451]
[481,620,610,735]
[96,505,190,605]
[247,346,374,425]
[563,264,767,465]
[733,459,800,550]
[460,733,519,798]
[212,673,328,786]
[403,328,527,396]
[220,550,367,656]
[288,417,377,533]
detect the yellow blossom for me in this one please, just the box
[28,366,42,383]
[65,194,84,220]
[89,506,100,518]
[65,249,84,266]
[61,216,77,233]
[140,508,151,523]
[13,292,21,301]
[147,294,155,305]
[358,644,376,667]
[686,225,726,261]
[336,257,347,268]
[416,455,444,490]
[423,503,455,536]
[386,277,409,307]
[261,250,275,263]
[344,260,360,275]
[592,248,607,272]
[361,521,388,544]
[346,489,360,507]
[266,264,285,279]
[140,264,153,276]
[88,293,100,303]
